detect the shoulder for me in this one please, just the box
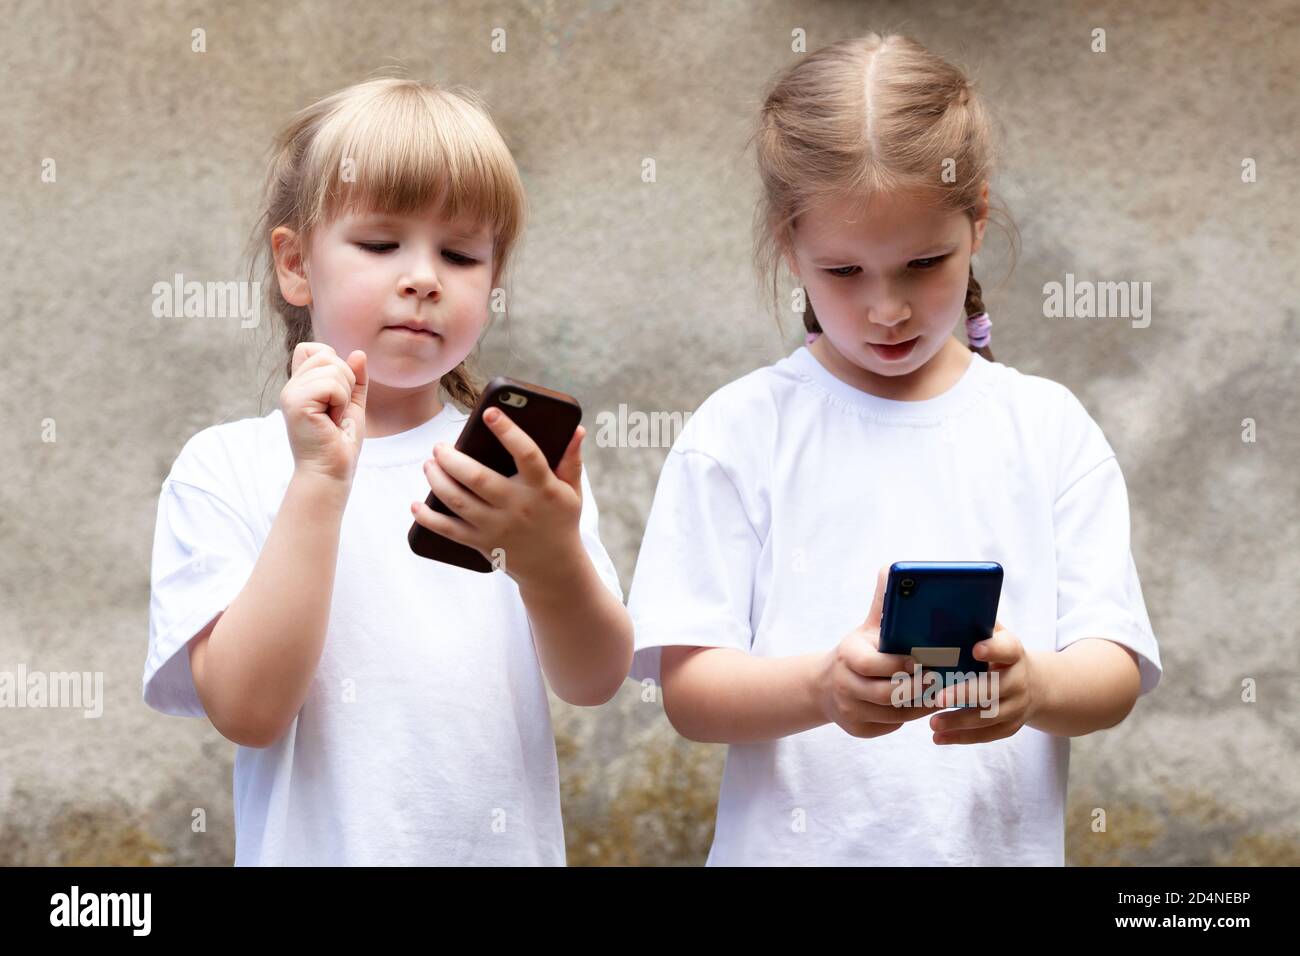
[671,355,797,461]
[980,360,1103,436]
[165,408,288,494]
[985,362,1116,492]
[978,358,1071,415]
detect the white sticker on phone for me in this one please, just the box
[910,646,960,667]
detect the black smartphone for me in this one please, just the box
[879,562,1004,688]
[408,377,582,573]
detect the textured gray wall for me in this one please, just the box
[2,0,1297,865]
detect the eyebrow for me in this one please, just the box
[353,213,489,241]
[809,242,957,266]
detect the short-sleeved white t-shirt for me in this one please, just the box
[144,402,623,866]
[627,345,1161,866]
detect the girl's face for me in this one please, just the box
[275,204,495,389]
[787,185,988,394]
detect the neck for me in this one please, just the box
[809,334,973,402]
[364,381,445,438]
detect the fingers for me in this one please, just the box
[295,366,353,425]
[841,628,913,680]
[483,407,552,484]
[339,351,367,444]
[292,341,348,382]
[863,564,891,631]
[553,425,584,492]
[346,350,368,413]
[283,344,363,430]
[827,637,930,733]
[291,341,329,376]
[973,621,1020,666]
[865,700,934,724]
[933,719,1020,746]
[833,670,976,737]
[290,343,357,393]
[409,498,479,548]
[422,456,489,527]
[840,708,932,738]
[432,442,511,506]
[930,699,1005,735]
[846,721,904,740]
[838,663,918,709]
[930,672,986,709]
[830,673,952,737]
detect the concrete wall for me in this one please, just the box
[2,0,1296,864]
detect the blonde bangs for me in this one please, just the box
[298,81,525,258]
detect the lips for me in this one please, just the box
[869,335,919,361]
[386,322,438,336]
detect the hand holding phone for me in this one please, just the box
[813,565,934,738]
[878,562,1004,709]
[876,563,1047,742]
[408,377,583,573]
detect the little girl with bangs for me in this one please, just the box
[144,77,632,865]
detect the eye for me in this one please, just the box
[355,243,479,265]
[822,254,950,278]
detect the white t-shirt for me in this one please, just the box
[144,402,623,866]
[627,345,1161,866]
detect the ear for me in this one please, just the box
[272,226,312,308]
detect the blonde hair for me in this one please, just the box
[245,73,528,410]
[751,33,1019,362]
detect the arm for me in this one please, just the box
[657,565,930,744]
[188,470,349,748]
[515,535,634,707]
[659,646,827,743]
[411,411,634,708]
[1026,638,1142,737]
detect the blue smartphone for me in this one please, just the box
[879,562,1003,690]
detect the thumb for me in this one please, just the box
[341,350,367,445]
[554,424,584,493]
[346,350,368,412]
[863,564,892,637]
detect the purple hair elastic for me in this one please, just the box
[805,331,821,345]
[966,312,992,348]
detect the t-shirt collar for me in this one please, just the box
[786,344,993,424]
[356,402,467,467]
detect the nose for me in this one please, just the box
[862,284,910,330]
[869,309,910,331]
[400,260,441,301]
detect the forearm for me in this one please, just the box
[1027,638,1141,737]
[192,470,349,745]
[514,537,633,707]
[660,646,827,744]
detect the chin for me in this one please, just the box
[370,364,453,390]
